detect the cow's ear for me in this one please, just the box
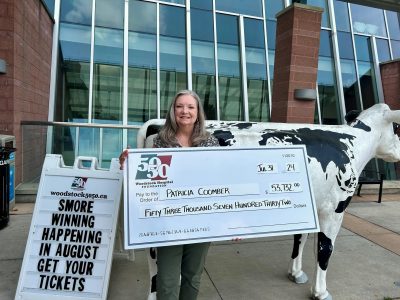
[345,110,360,123]
[385,110,400,124]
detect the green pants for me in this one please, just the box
[156,242,210,300]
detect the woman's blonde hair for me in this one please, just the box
[158,90,210,146]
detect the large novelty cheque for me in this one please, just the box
[124,146,319,249]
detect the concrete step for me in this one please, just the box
[15,182,38,203]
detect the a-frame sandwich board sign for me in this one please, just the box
[15,155,123,300]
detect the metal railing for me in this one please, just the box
[20,120,142,183]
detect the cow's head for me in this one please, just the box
[356,104,400,162]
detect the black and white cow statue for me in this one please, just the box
[136,103,400,300]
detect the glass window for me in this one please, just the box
[92,0,124,124]
[129,0,156,34]
[265,0,284,20]
[244,18,269,122]
[266,20,277,85]
[306,0,330,28]
[191,8,214,42]
[95,0,124,29]
[216,0,263,17]
[317,31,340,125]
[216,13,243,121]
[58,0,93,123]
[333,0,350,32]
[101,128,123,168]
[78,127,100,158]
[52,127,76,166]
[337,31,354,59]
[128,0,157,124]
[59,62,91,122]
[340,59,362,113]
[376,38,390,62]
[350,4,386,37]
[386,11,400,40]
[354,36,379,109]
[354,35,372,62]
[43,0,55,16]
[60,0,92,25]
[159,5,187,117]
[319,29,332,57]
[93,27,124,65]
[266,20,277,50]
[392,40,400,59]
[191,8,217,120]
[191,0,212,11]
[161,0,185,5]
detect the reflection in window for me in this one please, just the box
[316,31,340,125]
[337,31,354,59]
[386,11,400,40]
[78,127,99,159]
[265,0,284,20]
[128,0,157,123]
[376,39,390,63]
[60,0,92,25]
[162,0,185,5]
[216,0,262,17]
[267,20,277,86]
[338,31,361,113]
[43,0,55,16]
[159,5,187,117]
[350,4,386,37]
[52,127,76,166]
[92,1,124,124]
[392,40,400,59]
[354,36,378,109]
[95,0,124,29]
[341,59,361,113]
[217,14,243,121]
[333,0,350,32]
[58,6,92,122]
[191,0,212,10]
[191,8,217,120]
[101,128,123,168]
[244,18,269,122]
[306,0,330,28]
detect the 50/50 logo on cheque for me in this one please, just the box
[135,154,172,180]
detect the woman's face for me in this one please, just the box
[174,94,198,128]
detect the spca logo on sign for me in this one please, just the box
[71,177,88,190]
[136,154,172,180]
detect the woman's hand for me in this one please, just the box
[119,149,129,170]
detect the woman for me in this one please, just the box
[155,90,219,300]
[120,90,219,300]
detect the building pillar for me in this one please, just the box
[271,3,323,123]
[0,0,53,185]
[380,59,400,110]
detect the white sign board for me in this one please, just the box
[124,146,319,249]
[15,155,123,300]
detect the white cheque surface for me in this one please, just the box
[124,146,319,249]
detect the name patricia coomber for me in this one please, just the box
[166,187,230,198]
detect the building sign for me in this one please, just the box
[124,146,319,249]
[15,155,123,300]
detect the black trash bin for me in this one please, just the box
[0,146,16,230]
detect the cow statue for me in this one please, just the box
[135,103,400,300]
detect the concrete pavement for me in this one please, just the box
[1,194,400,300]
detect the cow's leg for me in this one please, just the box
[288,233,309,284]
[311,213,343,300]
[147,247,158,300]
